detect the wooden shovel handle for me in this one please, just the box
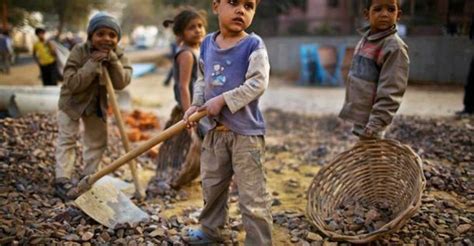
[102,67,143,198]
[88,110,208,185]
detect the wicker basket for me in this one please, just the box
[307,139,426,243]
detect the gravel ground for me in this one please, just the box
[0,51,471,245]
[1,110,472,245]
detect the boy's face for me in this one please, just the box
[37,32,46,41]
[213,0,257,34]
[364,0,401,33]
[91,27,118,51]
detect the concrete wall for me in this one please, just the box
[265,36,473,84]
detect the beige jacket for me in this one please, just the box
[58,42,132,120]
[339,26,410,133]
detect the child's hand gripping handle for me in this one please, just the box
[68,110,208,198]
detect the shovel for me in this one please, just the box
[69,109,207,228]
[102,67,144,200]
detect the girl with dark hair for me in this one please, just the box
[148,8,208,192]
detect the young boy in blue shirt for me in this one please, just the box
[183,0,272,245]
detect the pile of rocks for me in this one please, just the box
[0,114,217,245]
[1,110,472,245]
[323,200,393,236]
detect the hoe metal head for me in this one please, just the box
[73,176,149,228]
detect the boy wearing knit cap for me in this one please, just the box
[54,12,132,200]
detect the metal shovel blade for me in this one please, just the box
[95,175,135,198]
[74,182,149,228]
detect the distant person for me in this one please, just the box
[33,28,58,86]
[61,32,83,50]
[339,0,409,139]
[55,13,132,200]
[459,58,474,115]
[446,13,457,36]
[0,30,14,74]
[162,39,180,86]
[149,8,207,191]
[183,0,272,244]
[162,19,182,86]
[457,15,474,115]
[471,15,474,40]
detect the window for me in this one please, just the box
[449,0,465,14]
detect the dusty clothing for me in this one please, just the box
[0,52,11,74]
[199,130,272,246]
[339,26,410,135]
[0,34,13,74]
[58,42,132,121]
[192,32,270,136]
[352,124,385,139]
[191,32,272,245]
[150,106,201,190]
[55,110,107,179]
[56,42,131,180]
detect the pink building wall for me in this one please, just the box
[277,0,472,36]
[278,0,355,35]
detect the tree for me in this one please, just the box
[153,0,306,36]
[2,0,107,36]
[120,0,163,34]
[1,0,49,30]
[48,0,108,36]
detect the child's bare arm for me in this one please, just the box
[62,46,101,93]
[222,49,270,114]
[366,46,409,133]
[177,51,194,111]
[106,50,132,90]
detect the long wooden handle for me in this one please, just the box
[88,109,208,185]
[102,67,143,198]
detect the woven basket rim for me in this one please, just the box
[306,139,426,243]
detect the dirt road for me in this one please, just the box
[1,52,464,118]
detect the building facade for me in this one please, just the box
[277,0,473,36]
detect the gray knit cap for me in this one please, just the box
[87,12,122,41]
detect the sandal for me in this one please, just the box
[54,178,74,201]
[183,228,217,245]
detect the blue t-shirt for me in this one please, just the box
[200,32,267,136]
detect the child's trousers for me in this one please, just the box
[55,110,107,180]
[199,130,273,246]
[352,124,386,139]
